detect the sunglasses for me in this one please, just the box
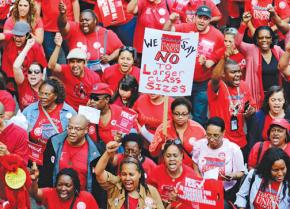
[28,70,41,75]
[224,27,237,35]
[89,94,107,101]
[165,139,182,146]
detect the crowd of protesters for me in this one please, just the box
[0,0,290,208]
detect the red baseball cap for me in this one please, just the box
[90,83,113,96]
[270,118,290,130]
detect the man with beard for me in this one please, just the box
[48,33,101,111]
[163,5,224,126]
[58,2,123,71]
[39,114,103,206]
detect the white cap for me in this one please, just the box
[67,48,87,60]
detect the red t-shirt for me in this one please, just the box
[208,80,254,148]
[36,0,75,31]
[147,163,199,209]
[64,22,123,61]
[254,181,281,209]
[17,79,39,110]
[120,196,138,209]
[30,103,63,146]
[41,188,99,209]
[262,114,274,141]
[244,0,290,38]
[0,90,16,113]
[87,104,122,144]
[0,0,11,21]
[150,120,206,166]
[116,154,157,178]
[133,94,173,134]
[2,34,47,78]
[102,64,140,92]
[248,141,290,168]
[4,17,43,33]
[175,24,224,81]
[134,0,169,53]
[176,0,221,23]
[59,140,89,190]
[58,64,101,111]
[0,123,29,164]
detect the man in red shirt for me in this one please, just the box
[208,57,256,158]
[48,33,101,111]
[58,2,123,71]
[39,114,104,207]
[0,21,47,93]
[163,5,224,126]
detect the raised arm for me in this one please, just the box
[210,57,226,93]
[163,12,179,32]
[13,39,36,84]
[127,0,138,14]
[235,12,252,46]
[47,33,63,73]
[57,1,70,37]
[269,6,290,34]
[94,141,121,183]
[29,162,44,202]
[72,0,80,22]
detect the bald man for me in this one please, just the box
[0,102,29,164]
[39,114,101,193]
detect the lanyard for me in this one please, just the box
[269,182,283,209]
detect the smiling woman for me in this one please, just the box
[23,77,76,165]
[30,167,100,209]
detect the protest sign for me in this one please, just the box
[96,0,126,27]
[115,108,137,134]
[177,177,224,209]
[139,28,198,96]
[28,141,45,165]
[78,105,100,124]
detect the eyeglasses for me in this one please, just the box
[206,133,222,140]
[89,94,106,101]
[224,27,237,35]
[67,126,85,132]
[173,112,189,117]
[257,36,272,40]
[165,139,182,146]
[28,70,41,75]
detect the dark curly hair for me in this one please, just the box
[256,147,290,199]
[39,77,66,104]
[12,0,37,29]
[55,168,81,197]
[253,26,276,48]
[261,86,288,114]
[171,97,192,113]
[110,75,139,108]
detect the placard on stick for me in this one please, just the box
[139,28,198,135]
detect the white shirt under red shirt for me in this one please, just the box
[64,22,123,61]
[57,64,101,111]
[192,138,245,191]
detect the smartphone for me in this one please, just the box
[26,33,32,40]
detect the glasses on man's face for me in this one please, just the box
[67,126,85,132]
[28,70,41,75]
[173,112,189,118]
[89,94,106,101]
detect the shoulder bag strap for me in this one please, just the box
[103,29,108,55]
[69,195,77,209]
[256,142,264,167]
[41,106,60,134]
